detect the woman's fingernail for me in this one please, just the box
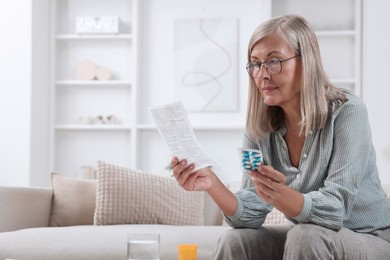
[182,160,187,165]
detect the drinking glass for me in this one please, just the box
[127,233,160,260]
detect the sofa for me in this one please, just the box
[0,161,234,260]
[0,160,389,260]
[0,186,231,260]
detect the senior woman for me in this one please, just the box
[171,15,390,259]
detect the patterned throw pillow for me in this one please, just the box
[94,161,205,226]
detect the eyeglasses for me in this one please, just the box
[246,55,300,78]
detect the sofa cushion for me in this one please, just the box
[94,161,205,226]
[49,173,97,227]
[0,187,52,232]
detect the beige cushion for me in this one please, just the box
[0,187,52,232]
[222,181,288,226]
[264,208,289,225]
[382,184,390,199]
[94,161,205,226]
[49,173,97,227]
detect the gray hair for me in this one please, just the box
[245,15,347,140]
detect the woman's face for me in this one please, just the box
[250,34,302,111]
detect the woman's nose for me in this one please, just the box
[257,64,270,80]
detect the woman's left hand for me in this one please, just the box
[248,164,286,205]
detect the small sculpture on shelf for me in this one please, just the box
[76,16,120,35]
[76,114,121,125]
[94,114,119,125]
[96,66,112,80]
[75,59,112,81]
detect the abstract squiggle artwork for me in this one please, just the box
[174,18,238,112]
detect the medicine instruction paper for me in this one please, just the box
[149,102,216,171]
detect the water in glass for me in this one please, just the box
[127,239,159,260]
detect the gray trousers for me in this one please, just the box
[211,223,390,260]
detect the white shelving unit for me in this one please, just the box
[48,0,362,183]
[272,0,362,96]
[50,0,139,178]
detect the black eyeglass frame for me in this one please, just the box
[245,55,300,77]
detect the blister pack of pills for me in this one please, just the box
[238,148,263,173]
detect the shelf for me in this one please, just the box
[330,78,355,84]
[55,125,132,130]
[137,124,244,131]
[56,34,133,40]
[315,30,355,37]
[55,80,132,87]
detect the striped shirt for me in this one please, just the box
[226,91,390,234]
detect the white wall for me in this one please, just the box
[363,0,390,184]
[0,0,49,187]
[0,0,32,186]
[30,0,50,186]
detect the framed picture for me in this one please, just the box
[174,18,238,112]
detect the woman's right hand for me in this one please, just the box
[171,157,213,192]
[172,156,239,217]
